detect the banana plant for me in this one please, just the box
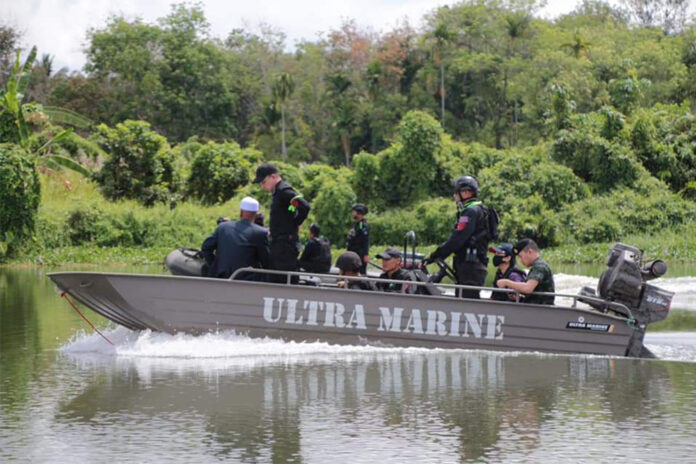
[0,46,90,177]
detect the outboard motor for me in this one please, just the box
[165,248,206,277]
[579,243,674,357]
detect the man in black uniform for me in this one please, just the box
[424,176,491,299]
[201,196,270,280]
[299,223,332,273]
[346,203,370,274]
[375,247,414,293]
[336,251,376,291]
[253,163,311,283]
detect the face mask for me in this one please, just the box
[493,256,505,267]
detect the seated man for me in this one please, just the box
[299,223,332,274]
[490,243,526,301]
[375,247,414,293]
[335,251,376,291]
[201,197,271,280]
[496,238,555,305]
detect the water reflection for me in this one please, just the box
[53,351,696,462]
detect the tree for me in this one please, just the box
[0,47,89,176]
[272,72,295,159]
[0,143,41,258]
[561,31,592,58]
[431,22,453,128]
[325,72,359,166]
[94,120,177,205]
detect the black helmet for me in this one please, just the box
[336,251,362,272]
[309,223,320,236]
[352,203,368,215]
[453,175,479,195]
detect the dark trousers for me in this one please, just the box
[455,260,488,299]
[270,237,300,284]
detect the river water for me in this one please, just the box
[2,266,696,463]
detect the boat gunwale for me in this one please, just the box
[48,270,634,324]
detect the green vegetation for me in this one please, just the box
[0,0,695,275]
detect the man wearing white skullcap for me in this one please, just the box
[201,196,270,280]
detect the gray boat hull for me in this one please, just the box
[48,272,642,357]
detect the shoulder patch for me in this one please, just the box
[456,215,469,231]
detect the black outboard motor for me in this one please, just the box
[579,243,674,357]
[165,248,206,277]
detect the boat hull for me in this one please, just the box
[49,272,638,357]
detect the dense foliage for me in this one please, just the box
[0,144,40,257]
[2,1,696,264]
[94,120,177,205]
[187,142,261,204]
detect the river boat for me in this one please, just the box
[49,243,673,358]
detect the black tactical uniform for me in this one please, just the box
[268,180,310,283]
[299,236,332,274]
[347,222,369,275]
[377,268,415,293]
[491,266,527,301]
[429,198,490,299]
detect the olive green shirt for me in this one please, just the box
[525,257,555,305]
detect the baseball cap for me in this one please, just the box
[376,247,402,260]
[252,163,278,183]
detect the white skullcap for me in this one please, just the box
[240,196,260,212]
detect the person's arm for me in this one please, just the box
[429,210,477,260]
[256,231,271,269]
[497,278,539,295]
[200,228,218,266]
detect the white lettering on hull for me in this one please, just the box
[262,297,505,340]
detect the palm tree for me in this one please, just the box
[0,46,90,176]
[561,32,592,59]
[325,73,356,166]
[432,23,453,129]
[272,72,294,159]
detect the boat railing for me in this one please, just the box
[229,267,634,319]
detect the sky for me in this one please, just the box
[3,0,601,72]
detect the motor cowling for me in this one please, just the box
[595,244,673,324]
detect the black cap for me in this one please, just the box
[352,203,368,215]
[309,223,320,235]
[253,163,278,183]
[489,243,514,256]
[336,251,362,272]
[512,238,534,255]
[376,247,402,260]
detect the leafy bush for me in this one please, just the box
[369,198,454,246]
[379,111,443,206]
[630,105,696,191]
[187,141,260,205]
[558,188,696,244]
[479,151,589,212]
[94,120,177,206]
[550,129,640,192]
[350,151,382,208]
[312,177,357,244]
[0,144,41,258]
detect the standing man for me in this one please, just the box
[346,203,370,274]
[497,238,555,305]
[299,223,332,274]
[201,196,270,280]
[424,176,492,299]
[253,163,310,283]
